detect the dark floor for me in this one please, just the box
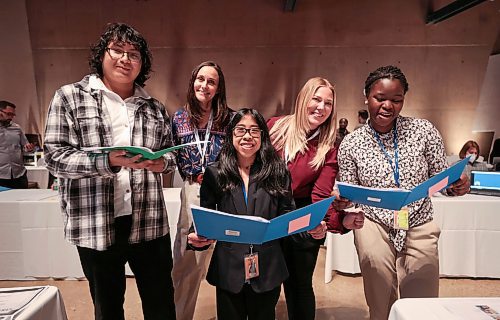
[1,247,499,320]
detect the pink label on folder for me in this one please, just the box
[288,213,311,234]
[428,176,449,196]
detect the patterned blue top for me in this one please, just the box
[171,108,228,179]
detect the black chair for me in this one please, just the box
[490,138,500,171]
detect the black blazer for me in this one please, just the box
[200,162,295,294]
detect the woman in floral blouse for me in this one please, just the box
[338,65,470,320]
[170,61,233,320]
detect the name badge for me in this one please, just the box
[244,252,259,280]
[393,207,409,230]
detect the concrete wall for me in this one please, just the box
[1,0,499,155]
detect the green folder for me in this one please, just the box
[82,141,205,160]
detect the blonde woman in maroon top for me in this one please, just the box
[268,77,364,319]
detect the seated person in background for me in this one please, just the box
[0,100,34,189]
[459,140,490,179]
[188,108,295,320]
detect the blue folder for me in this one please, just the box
[0,186,10,192]
[191,196,334,244]
[337,157,469,210]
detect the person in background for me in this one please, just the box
[354,109,369,130]
[338,65,470,320]
[189,108,295,320]
[44,23,176,320]
[268,77,364,320]
[335,117,350,146]
[0,100,34,189]
[170,61,233,320]
[459,140,490,179]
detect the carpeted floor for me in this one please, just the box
[1,247,499,319]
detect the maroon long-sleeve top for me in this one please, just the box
[267,116,346,233]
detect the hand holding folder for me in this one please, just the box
[191,196,335,244]
[82,141,206,160]
[337,157,469,210]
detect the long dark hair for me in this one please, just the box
[186,61,231,127]
[89,23,152,87]
[218,108,290,196]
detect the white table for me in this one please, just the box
[0,286,68,320]
[388,297,500,320]
[0,188,181,280]
[325,194,500,282]
[26,166,49,189]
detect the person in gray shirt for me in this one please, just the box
[0,100,34,189]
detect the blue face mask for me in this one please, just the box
[467,153,477,163]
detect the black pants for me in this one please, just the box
[216,284,281,320]
[282,235,321,320]
[0,172,28,189]
[77,216,176,320]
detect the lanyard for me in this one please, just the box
[284,129,320,163]
[242,183,248,205]
[370,123,400,188]
[193,111,213,173]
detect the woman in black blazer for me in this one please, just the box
[188,108,295,320]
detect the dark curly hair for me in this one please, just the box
[88,23,152,87]
[364,65,409,97]
[217,108,290,196]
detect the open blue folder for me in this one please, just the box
[337,157,469,210]
[191,196,335,244]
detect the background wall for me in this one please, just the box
[1,0,499,155]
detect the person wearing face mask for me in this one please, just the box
[458,140,490,180]
[337,65,470,320]
[268,77,364,320]
[0,100,34,189]
[170,61,233,320]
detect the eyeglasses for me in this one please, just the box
[233,127,262,138]
[105,47,142,63]
[0,110,16,117]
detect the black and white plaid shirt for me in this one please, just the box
[338,116,448,251]
[44,75,176,251]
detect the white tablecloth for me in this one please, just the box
[325,194,500,282]
[26,166,49,189]
[388,297,500,320]
[0,188,181,280]
[0,286,68,320]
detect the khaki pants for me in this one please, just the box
[171,180,212,320]
[354,218,440,320]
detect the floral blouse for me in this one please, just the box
[338,116,448,251]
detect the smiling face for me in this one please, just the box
[194,66,219,112]
[233,114,261,163]
[102,41,142,90]
[366,78,405,133]
[307,86,334,131]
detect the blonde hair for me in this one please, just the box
[269,77,337,170]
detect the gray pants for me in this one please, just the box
[171,180,212,320]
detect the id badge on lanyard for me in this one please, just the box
[244,245,259,281]
[371,122,407,230]
[193,112,213,196]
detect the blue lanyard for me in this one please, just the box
[370,123,400,188]
[242,184,248,205]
